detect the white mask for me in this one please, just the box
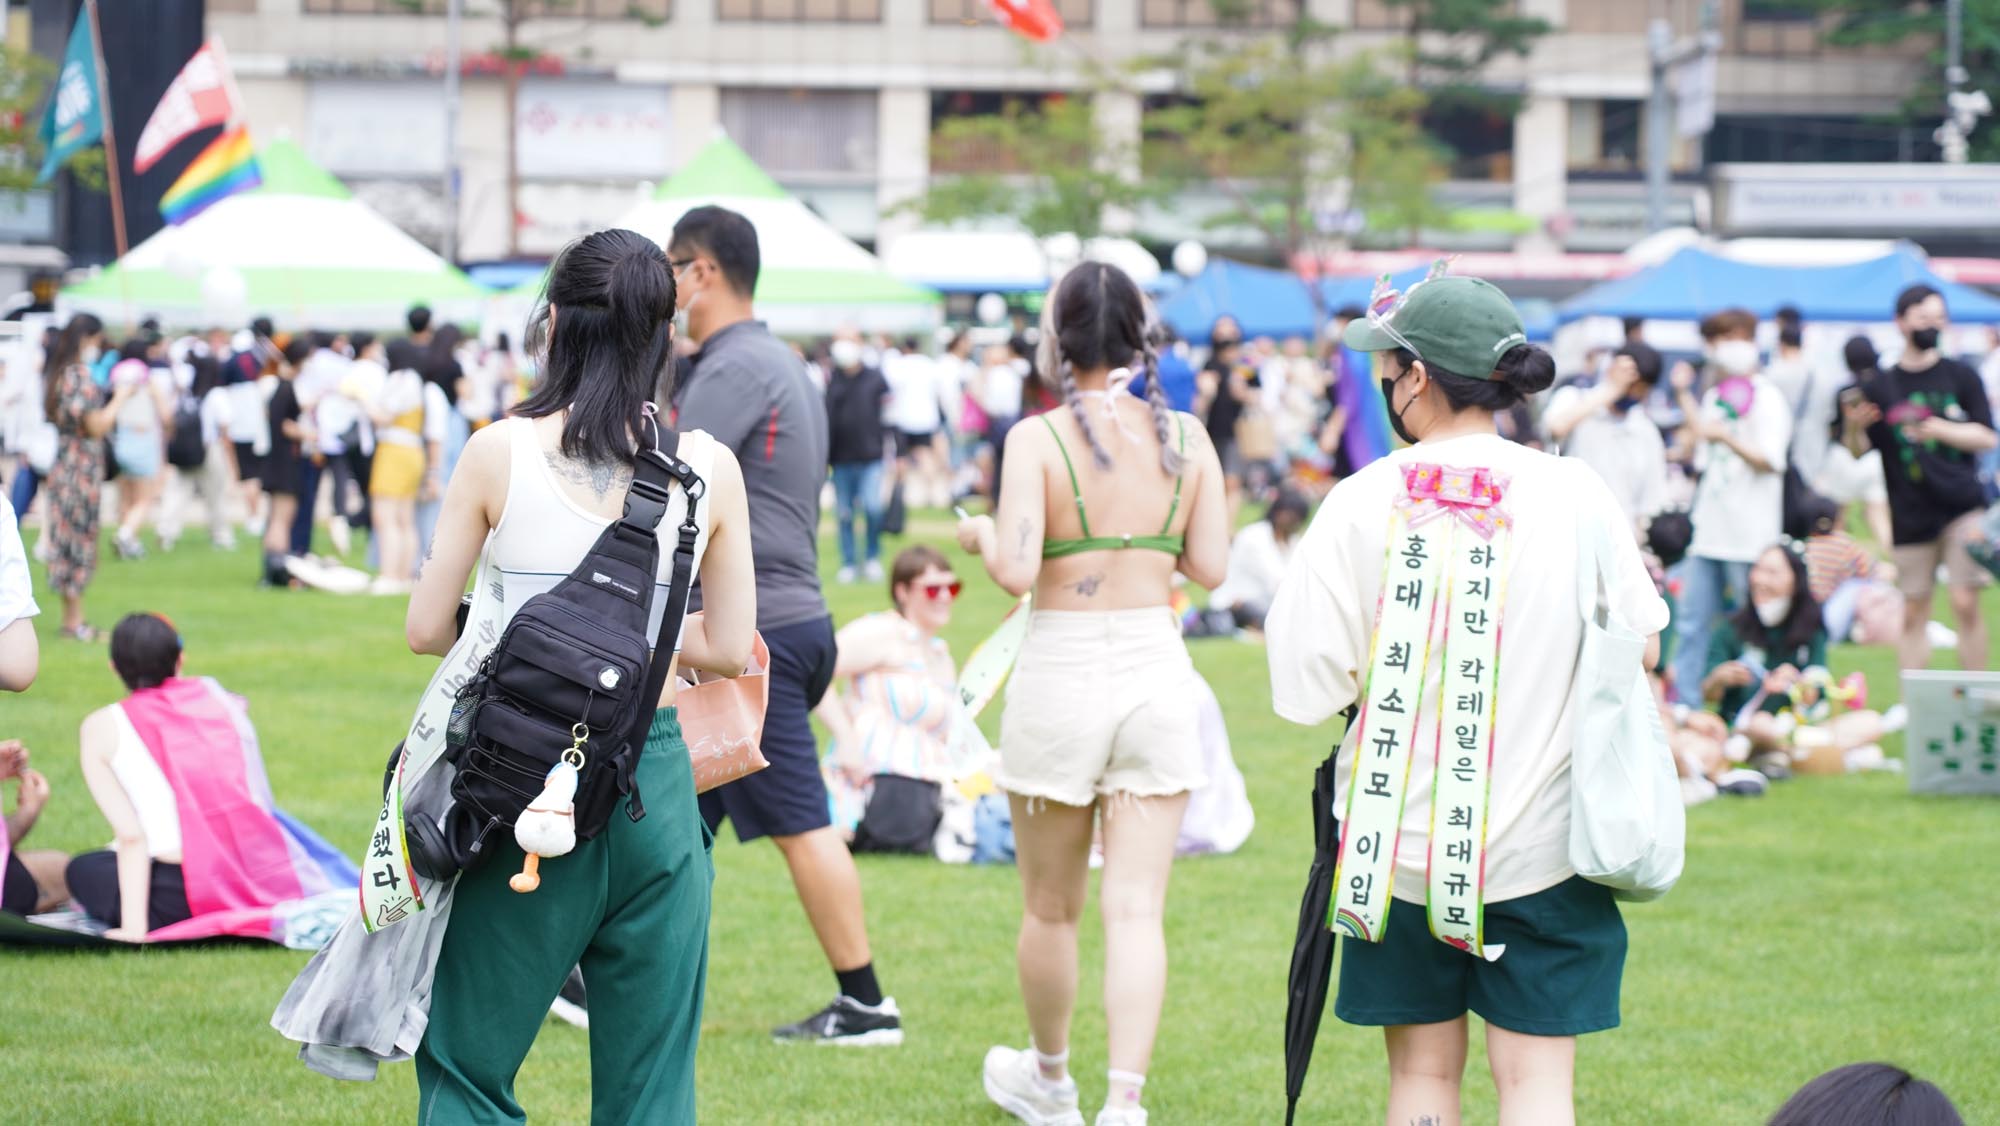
[1753,597,1791,628]
[830,340,862,370]
[1713,339,1761,378]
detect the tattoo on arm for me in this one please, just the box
[1015,518,1032,561]
[1410,1117,1442,1126]
[544,451,634,500]
[1067,572,1105,597]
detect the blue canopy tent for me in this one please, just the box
[1159,259,1430,344]
[1558,245,2000,324]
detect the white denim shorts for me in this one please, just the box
[997,607,1208,808]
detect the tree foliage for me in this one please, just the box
[1145,37,1450,270]
[1372,0,1550,114]
[0,45,105,195]
[912,93,1157,243]
[1798,0,2000,160]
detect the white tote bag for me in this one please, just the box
[1568,517,1684,902]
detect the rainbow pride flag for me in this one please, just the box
[159,125,261,225]
[1333,345,1394,471]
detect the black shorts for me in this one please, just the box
[233,441,265,484]
[66,851,192,932]
[700,614,837,843]
[895,430,936,458]
[2,852,37,915]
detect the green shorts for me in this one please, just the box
[1334,875,1625,1037]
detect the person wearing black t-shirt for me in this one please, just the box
[825,336,891,584]
[1840,284,1997,671]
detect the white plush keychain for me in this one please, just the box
[510,759,580,894]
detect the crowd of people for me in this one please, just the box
[1,204,1990,1125]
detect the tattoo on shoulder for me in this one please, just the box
[1068,572,1105,597]
[544,451,633,500]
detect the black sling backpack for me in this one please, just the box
[404,423,705,880]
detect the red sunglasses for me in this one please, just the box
[920,580,963,600]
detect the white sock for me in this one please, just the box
[1106,1069,1146,1108]
[1032,1046,1069,1085]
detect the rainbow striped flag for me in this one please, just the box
[1334,345,1394,471]
[159,125,261,225]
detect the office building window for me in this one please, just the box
[1141,0,1298,29]
[719,88,877,175]
[931,0,1089,27]
[717,0,880,21]
[302,0,668,15]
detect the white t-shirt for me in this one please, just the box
[1548,385,1668,527]
[1210,520,1295,611]
[1815,444,1889,506]
[224,378,270,452]
[884,352,943,434]
[198,388,231,449]
[0,492,38,629]
[1688,375,1792,563]
[1267,433,1669,904]
[979,362,1026,418]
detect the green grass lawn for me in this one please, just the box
[5,513,1998,1124]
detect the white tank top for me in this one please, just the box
[107,708,183,860]
[488,416,717,652]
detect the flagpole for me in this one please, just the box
[83,0,128,261]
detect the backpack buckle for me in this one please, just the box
[622,473,672,530]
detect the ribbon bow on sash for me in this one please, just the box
[1333,461,1514,961]
[1398,463,1509,541]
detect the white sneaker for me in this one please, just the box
[836,565,858,585]
[863,558,885,581]
[983,1046,1083,1126]
[1095,1108,1148,1126]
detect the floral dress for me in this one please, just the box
[45,364,105,598]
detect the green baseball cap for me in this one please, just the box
[1342,275,1528,381]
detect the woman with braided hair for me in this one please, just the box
[957,261,1229,1126]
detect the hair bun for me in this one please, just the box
[1495,344,1555,396]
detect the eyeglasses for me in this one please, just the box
[920,580,963,601]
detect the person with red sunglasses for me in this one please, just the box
[814,545,964,845]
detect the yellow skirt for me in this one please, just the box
[370,443,426,500]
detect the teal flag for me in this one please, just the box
[35,8,104,184]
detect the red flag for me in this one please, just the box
[988,0,1063,41]
[134,39,244,175]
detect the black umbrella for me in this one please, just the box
[1284,716,1351,1126]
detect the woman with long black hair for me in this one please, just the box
[402,227,756,1122]
[43,313,134,640]
[957,261,1228,1126]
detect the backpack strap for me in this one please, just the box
[631,423,706,728]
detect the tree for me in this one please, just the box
[1145,31,1451,319]
[1371,0,1551,115]
[1798,0,2000,161]
[911,91,1159,249]
[0,45,105,196]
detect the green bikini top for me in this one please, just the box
[1039,411,1188,559]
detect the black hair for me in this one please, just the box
[1040,261,1177,475]
[1621,315,1645,337]
[110,613,183,691]
[1767,1062,1964,1126]
[1614,342,1663,385]
[1731,541,1823,654]
[1267,487,1311,526]
[281,335,315,369]
[516,227,678,466]
[119,335,156,364]
[1843,335,1879,375]
[1209,314,1242,345]
[1894,285,1941,319]
[251,316,274,339]
[495,331,511,353]
[189,354,224,400]
[45,312,105,418]
[1774,304,1802,330]
[1646,510,1693,569]
[1794,491,1843,540]
[902,335,920,352]
[350,331,376,355]
[407,305,433,334]
[1779,324,1803,349]
[1335,305,1365,322]
[426,324,464,406]
[1389,344,1556,413]
[669,205,760,299]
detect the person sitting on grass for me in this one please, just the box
[65,613,356,942]
[1206,487,1309,633]
[1,740,65,916]
[816,545,963,850]
[1795,493,1902,646]
[1700,542,1905,780]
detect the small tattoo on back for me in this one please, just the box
[1069,572,1105,597]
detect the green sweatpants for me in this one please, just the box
[417,710,713,1125]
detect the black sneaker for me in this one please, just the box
[771,995,903,1046]
[548,966,589,1030]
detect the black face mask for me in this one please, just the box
[1381,373,1420,446]
[1612,394,1643,414]
[1910,327,1941,351]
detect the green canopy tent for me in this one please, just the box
[509,134,941,335]
[62,138,489,332]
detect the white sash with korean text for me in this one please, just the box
[1332,463,1512,961]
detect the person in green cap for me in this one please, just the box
[1266,271,1669,1126]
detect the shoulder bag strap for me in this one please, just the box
[629,425,707,715]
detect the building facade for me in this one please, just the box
[195,0,1937,262]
